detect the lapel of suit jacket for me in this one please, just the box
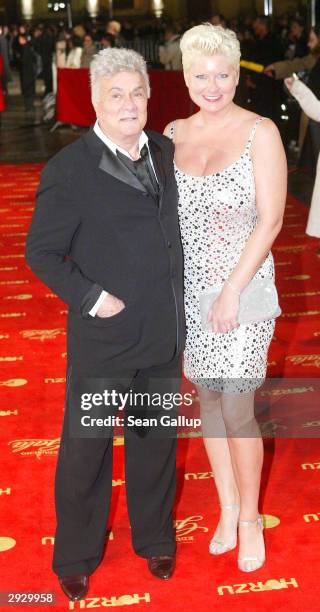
[84,127,148,195]
[99,147,148,194]
[147,136,166,197]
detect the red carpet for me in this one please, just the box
[0,164,320,611]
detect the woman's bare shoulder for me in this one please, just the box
[254,116,282,143]
[251,117,286,167]
[233,106,281,143]
[163,117,190,133]
[163,116,195,139]
[163,121,175,138]
[235,107,264,125]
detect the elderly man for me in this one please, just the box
[26,48,185,601]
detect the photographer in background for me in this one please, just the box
[159,24,182,70]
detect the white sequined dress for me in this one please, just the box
[170,117,275,393]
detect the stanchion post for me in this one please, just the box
[311,0,316,27]
[66,0,73,29]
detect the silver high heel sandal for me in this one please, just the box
[238,514,265,572]
[209,504,240,555]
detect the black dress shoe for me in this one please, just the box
[147,555,175,580]
[58,574,89,601]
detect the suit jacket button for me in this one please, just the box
[167,241,172,248]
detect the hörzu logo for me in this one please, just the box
[304,513,320,522]
[69,593,150,609]
[184,472,214,480]
[217,578,298,596]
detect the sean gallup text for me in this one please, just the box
[80,415,202,429]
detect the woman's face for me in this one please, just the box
[308,29,320,51]
[84,35,93,47]
[185,54,239,114]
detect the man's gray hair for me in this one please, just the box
[90,48,150,104]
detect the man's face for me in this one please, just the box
[165,29,175,42]
[291,22,303,38]
[253,19,264,36]
[102,38,111,48]
[211,15,222,26]
[308,29,319,51]
[93,71,148,143]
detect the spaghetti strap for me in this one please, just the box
[245,117,265,151]
[168,121,176,142]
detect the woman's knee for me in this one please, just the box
[197,387,221,414]
[220,392,257,435]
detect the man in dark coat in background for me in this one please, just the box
[246,16,284,123]
[16,34,36,111]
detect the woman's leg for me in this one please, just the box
[221,391,265,571]
[197,386,240,554]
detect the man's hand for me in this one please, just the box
[264,64,275,77]
[96,293,125,318]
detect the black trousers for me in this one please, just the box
[52,351,182,577]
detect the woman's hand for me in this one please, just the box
[207,284,240,333]
[284,77,294,91]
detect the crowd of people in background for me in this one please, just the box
[0,9,320,151]
[0,12,320,268]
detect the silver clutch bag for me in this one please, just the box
[199,278,281,331]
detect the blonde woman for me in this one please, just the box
[164,24,287,572]
[285,75,320,248]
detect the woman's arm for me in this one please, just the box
[209,119,287,333]
[229,119,287,289]
[285,77,320,122]
[266,54,317,80]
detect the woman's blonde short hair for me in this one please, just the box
[180,23,241,72]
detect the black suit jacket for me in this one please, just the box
[25,128,185,373]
